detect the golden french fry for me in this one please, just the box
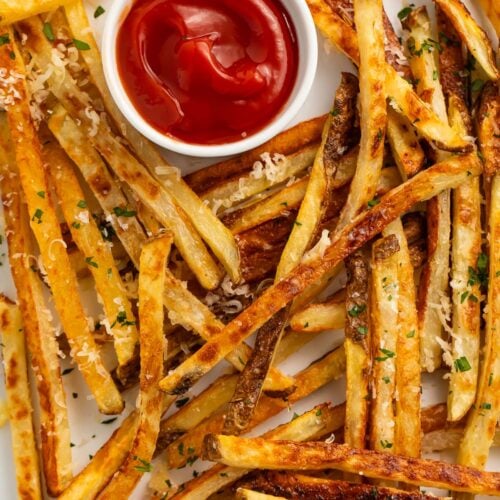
[0,113,72,495]
[203,435,500,495]
[159,154,481,395]
[236,489,286,500]
[0,28,123,415]
[0,296,42,500]
[0,0,69,24]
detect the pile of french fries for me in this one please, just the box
[0,0,499,498]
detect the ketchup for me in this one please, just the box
[117,0,298,145]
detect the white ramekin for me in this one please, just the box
[101,0,318,158]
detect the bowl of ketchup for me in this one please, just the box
[102,0,318,157]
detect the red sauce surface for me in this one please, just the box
[117,0,298,145]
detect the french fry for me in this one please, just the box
[290,289,345,333]
[44,141,139,374]
[99,234,173,497]
[163,346,346,469]
[235,471,442,500]
[0,29,123,414]
[0,296,42,500]
[225,72,358,434]
[457,93,500,470]
[336,0,387,229]
[477,82,500,180]
[390,220,421,458]
[46,106,147,266]
[343,253,370,452]
[185,115,326,195]
[404,7,452,375]
[370,235,399,453]
[434,0,499,81]
[477,0,500,36]
[0,113,72,495]
[0,0,69,24]
[306,0,472,152]
[159,154,481,395]
[173,404,345,500]
[59,412,138,500]
[424,427,500,454]
[201,144,318,213]
[203,435,500,495]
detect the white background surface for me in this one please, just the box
[0,0,498,498]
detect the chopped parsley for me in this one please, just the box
[43,22,55,42]
[85,256,99,268]
[72,221,81,229]
[294,220,302,226]
[177,443,184,456]
[432,70,438,81]
[480,402,492,410]
[73,38,91,51]
[110,311,136,328]
[32,208,43,224]
[489,372,494,386]
[375,348,395,362]
[471,79,484,93]
[357,326,368,336]
[133,456,152,473]
[367,198,380,208]
[454,356,471,372]
[331,108,340,116]
[380,440,393,449]
[348,304,366,317]
[37,191,45,198]
[101,417,117,424]
[316,409,322,416]
[397,6,413,21]
[303,322,309,328]
[113,206,137,217]
[77,199,87,209]
[382,376,390,384]
[0,34,10,46]
[291,412,299,421]
[406,330,415,338]
[94,5,106,18]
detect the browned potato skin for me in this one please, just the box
[236,471,440,499]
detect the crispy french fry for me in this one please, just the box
[0,0,69,24]
[99,234,173,497]
[424,427,500,454]
[173,404,345,500]
[46,106,147,266]
[235,471,442,500]
[44,141,139,373]
[477,0,500,36]
[343,253,370,452]
[441,21,482,421]
[390,220,421,458]
[0,297,42,500]
[435,0,499,81]
[159,154,481,395]
[290,289,345,333]
[201,144,318,213]
[0,113,72,495]
[370,235,399,453]
[185,115,326,194]
[203,435,500,495]
[306,0,472,152]
[457,123,500,470]
[0,29,122,415]
[477,82,500,180]
[59,412,138,500]
[163,346,346,469]
[336,0,387,229]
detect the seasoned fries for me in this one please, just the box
[0,29,123,415]
[0,297,42,500]
[0,1,498,497]
[203,435,500,494]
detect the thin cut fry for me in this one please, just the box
[173,404,345,500]
[236,471,442,500]
[370,235,399,453]
[336,0,387,229]
[0,114,72,495]
[344,252,370,451]
[434,0,499,81]
[236,489,286,500]
[99,234,173,497]
[0,29,123,415]
[203,435,500,495]
[159,154,481,395]
[59,412,138,500]
[44,141,139,373]
[0,296,42,500]
[477,0,500,36]
[477,82,500,180]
